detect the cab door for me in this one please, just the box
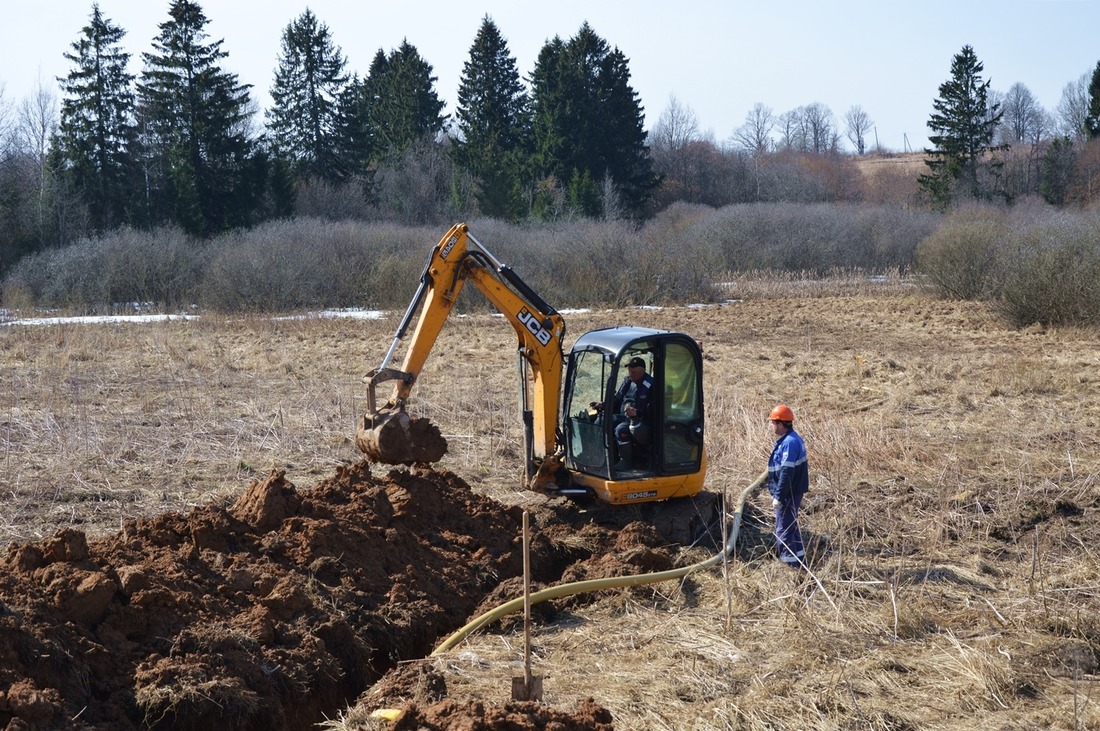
[656,337,705,474]
[561,347,612,477]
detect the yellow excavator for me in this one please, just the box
[357,223,707,505]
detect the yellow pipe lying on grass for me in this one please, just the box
[431,470,768,655]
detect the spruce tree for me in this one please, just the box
[1085,61,1100,139]
[267,9,348,182]
[137,0,259,234]
[530,23,657,219]
[332,72,377,183]
[919,45,1005,208]
[529,37,570,189]
[454,16,531,219]
[57,3,136,231]
[369,41,446,160]
[1040,136,1075,205]
[595,44,660,216]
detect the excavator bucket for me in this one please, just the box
[356,367,449,465]
[356,409,448,465]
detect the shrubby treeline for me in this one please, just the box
[917,202,1100,328]
[2,204,936,314]
[10,200,1098,330]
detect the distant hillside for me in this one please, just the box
[853,151,927,179]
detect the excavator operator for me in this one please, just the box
[612,357,653,468]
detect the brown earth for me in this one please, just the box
[0,460,722,730]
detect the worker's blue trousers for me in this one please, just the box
[774,490,807,567]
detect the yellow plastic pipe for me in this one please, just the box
[431,470,768,655]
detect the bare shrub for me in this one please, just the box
[199,219,435,312]
[416,217,720,311]
[915,204,1005,300]
[2,226,203,312]
[756,151,863,203]
[2,207,936,315]
[992,207,1100,327]
[693,202,937,274]
[371,138,470,226]
[294,176,374,221]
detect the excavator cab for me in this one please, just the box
[560,327,706,504]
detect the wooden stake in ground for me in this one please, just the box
[512,510,543,701]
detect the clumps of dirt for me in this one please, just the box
[0,463,715,730]
[356,662,613,730]
[389,697,614,730]
[988,496,1085,541]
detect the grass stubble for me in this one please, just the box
[1,279,1098,730]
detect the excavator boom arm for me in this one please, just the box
[359,224,566,472]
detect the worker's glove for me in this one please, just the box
[771,498,781,509]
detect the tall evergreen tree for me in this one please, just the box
[267,9,347,182]
[368,41,446,160]
[330,51,393,198]
[333,73,371,178]
[595,43,660,216]
[529,36,570,192]
[529,23,657,219]
[919,45,1005,208]
[1040,135,1075,205]
[454,16,531,219]
[137,0,259,234]
[56,3,136,231]
[1085,61,1100,139]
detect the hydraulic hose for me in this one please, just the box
[431,470,768,655]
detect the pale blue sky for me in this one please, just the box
[1,0,1097,152]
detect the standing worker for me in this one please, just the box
[767,404,809,569]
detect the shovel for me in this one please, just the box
[512,511,543,701]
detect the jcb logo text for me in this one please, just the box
[517,309,552,346]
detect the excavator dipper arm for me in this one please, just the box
[358,223,566,479]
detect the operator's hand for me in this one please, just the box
[589,401,604,412]
[624,404,637,417]
[771,498,781,509]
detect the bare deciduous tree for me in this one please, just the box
[844,105,873,154]
[776,108,806,151]
[998,82,1047,145]
[1057,71,1091,141]
[649,95,700,155]
[802,102,838,154]
[732,102,774,154]
[17,78,65,247]
[0,83,13,156]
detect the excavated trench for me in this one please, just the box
[0,462,723,730]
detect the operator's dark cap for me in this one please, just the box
[626,357,646,369]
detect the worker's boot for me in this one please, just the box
[614,443,633,471]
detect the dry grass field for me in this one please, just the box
[2,276,1098,730]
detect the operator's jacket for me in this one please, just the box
[767,429,809,502]
[614,374,654,419]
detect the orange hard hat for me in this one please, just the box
[769,404,794,422]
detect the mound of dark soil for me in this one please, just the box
[0,463,719,730]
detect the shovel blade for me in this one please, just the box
[511,675,543,701]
